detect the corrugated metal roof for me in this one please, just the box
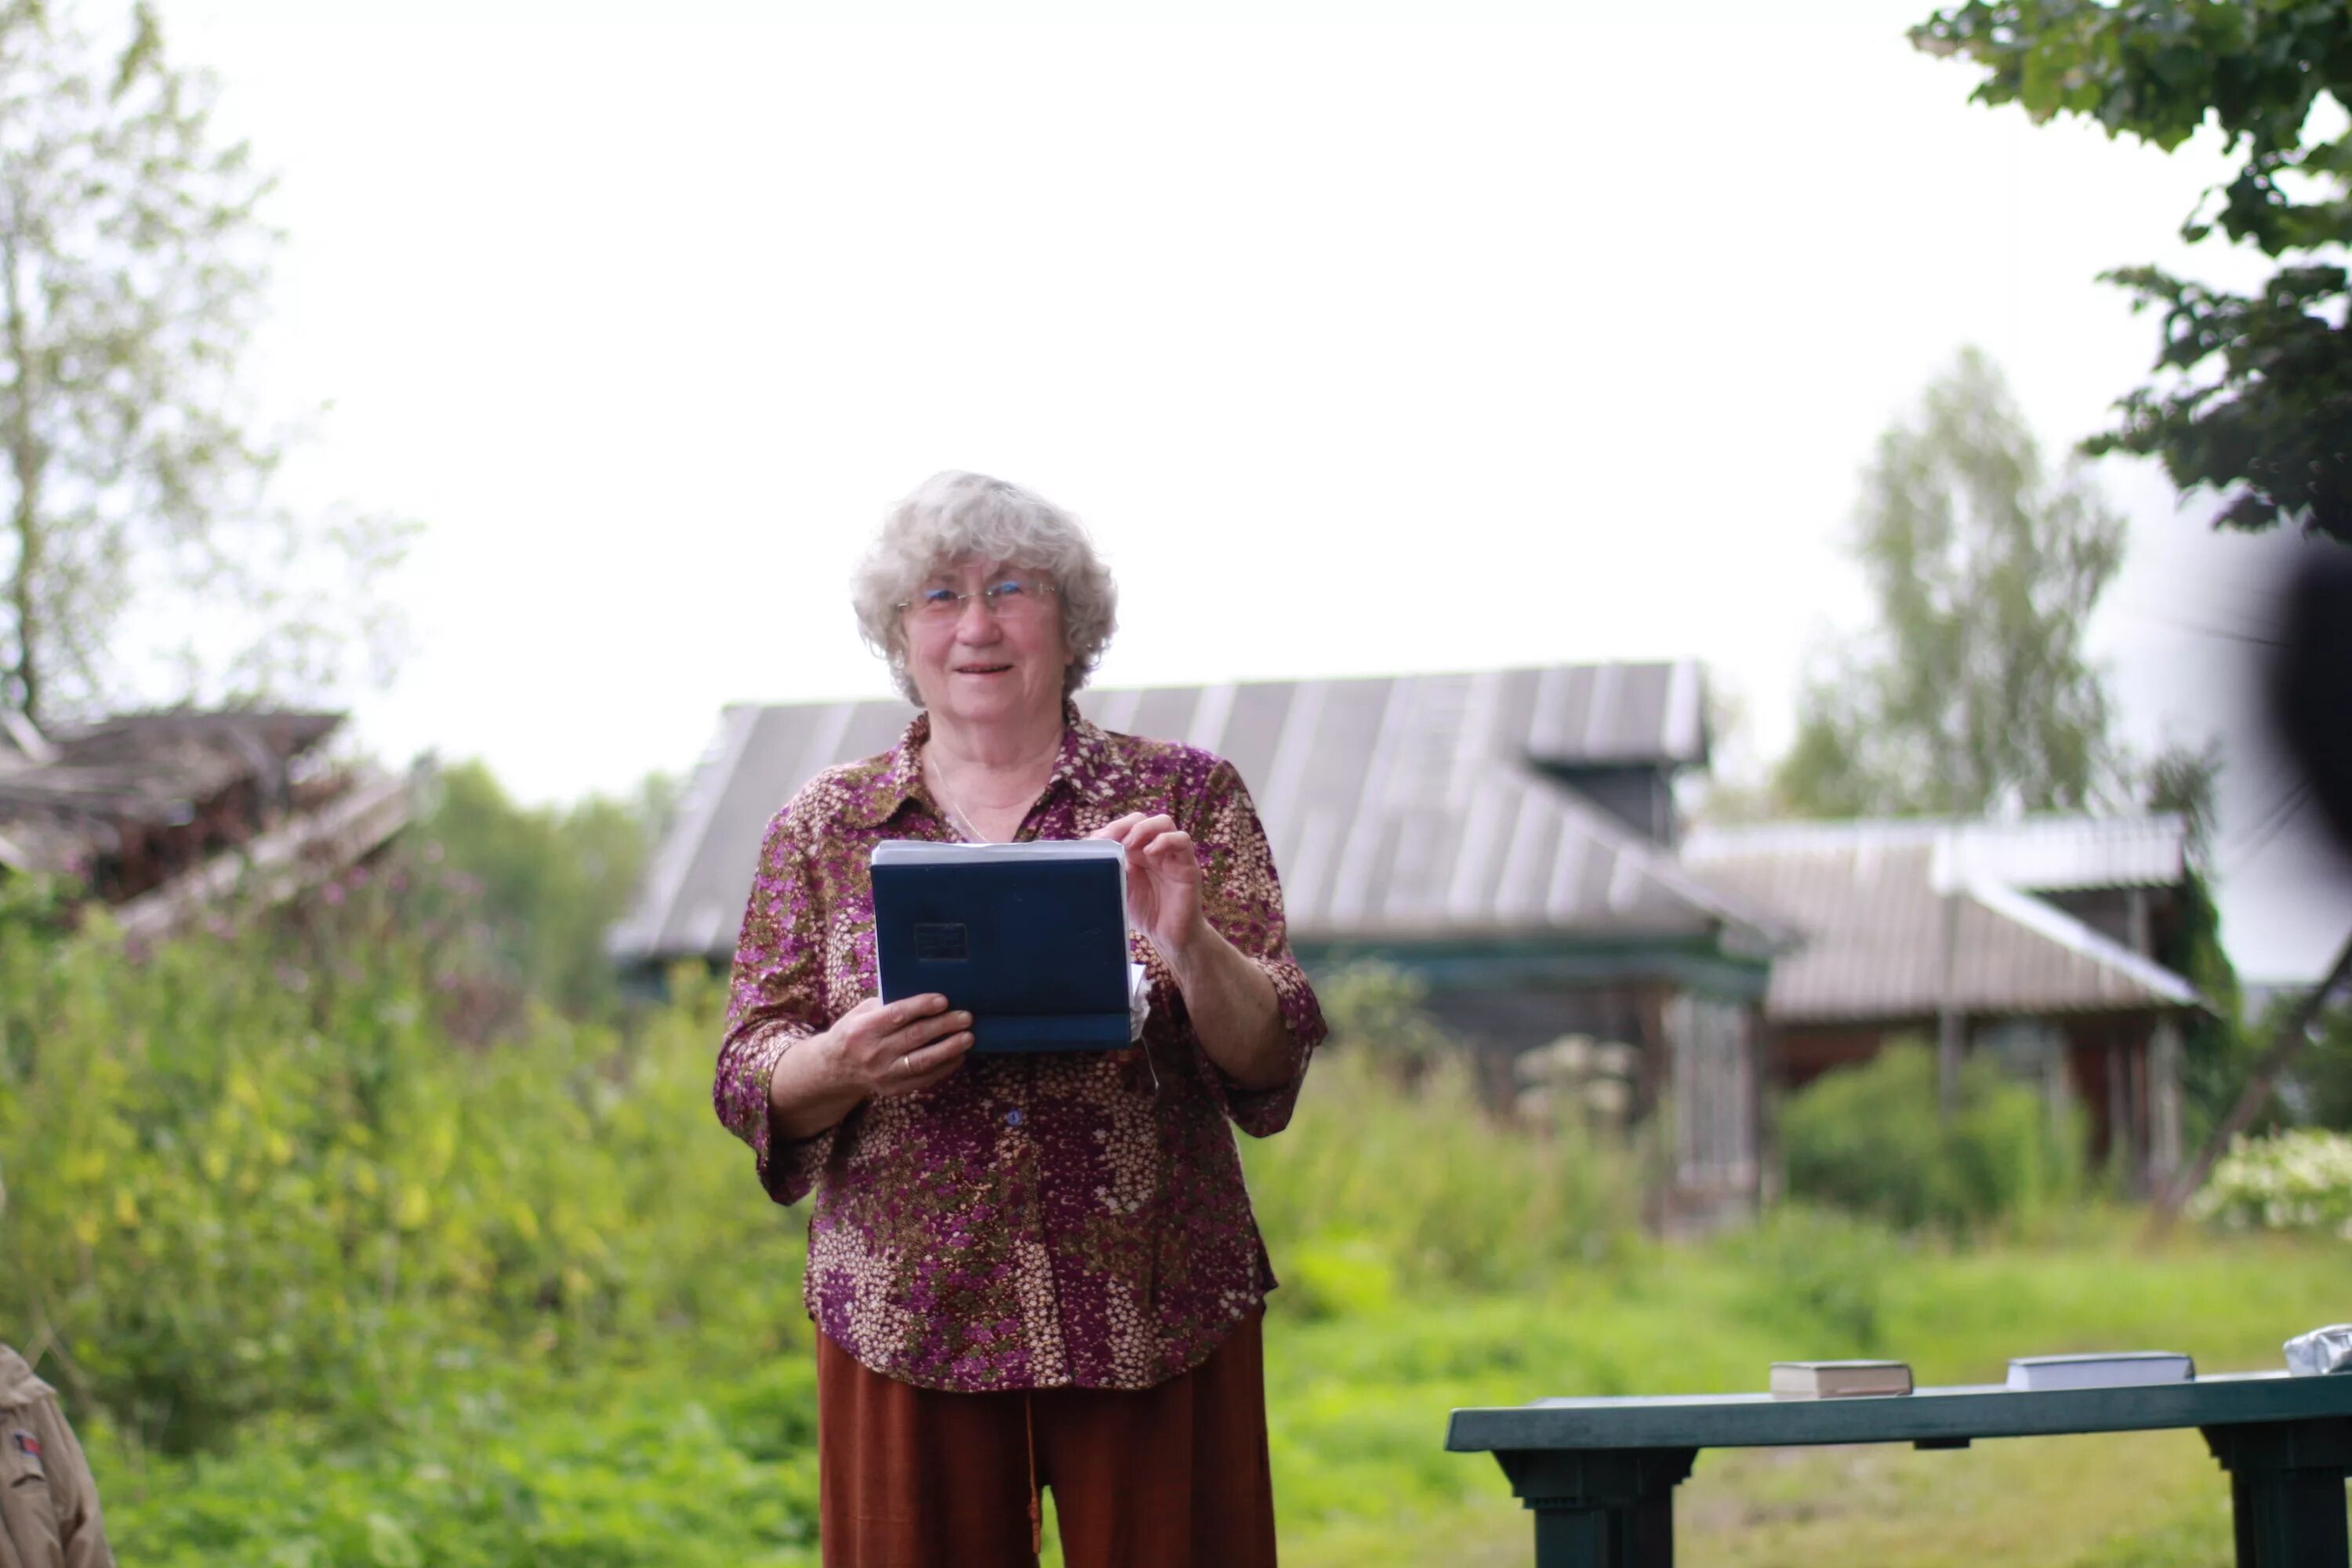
[611,661,1769,967]
[1680,824,2200,1023]
[1685,814,2187,893]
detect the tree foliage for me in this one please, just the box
[1914,0,2352,541]
[0,1,405,721]
[420,760,674,1022]
[1776,349,2128,818]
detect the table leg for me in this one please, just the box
[2202,1418,2352,1568]
[1493,1448,1697,1568]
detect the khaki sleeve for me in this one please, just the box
[38,1398,113,1568]
[1,1392,112,1568]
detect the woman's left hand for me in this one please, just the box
[1090,812,1208,965]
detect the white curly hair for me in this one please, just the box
[851,471,1118,705]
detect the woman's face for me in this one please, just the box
[901,557,1073,734]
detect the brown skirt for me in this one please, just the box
[815,1315,1277,1568]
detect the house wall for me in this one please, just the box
[1773,1023,1896,1091]
[2038,887,2182,963]
[93,773,270,902]
[2064,1015,2159,1190]
[1527,764,1679,846]
[1661,990,1763,1232]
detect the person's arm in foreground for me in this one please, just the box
[49,1392,115,1568]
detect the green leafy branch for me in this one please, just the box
[1914,0,2352,540]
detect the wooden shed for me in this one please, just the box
[0,707,416,943]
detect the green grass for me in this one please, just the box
[87,1218,2349,1566]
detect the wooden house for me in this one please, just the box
[612,661,1787,1229]
[1682,816,2204,1192]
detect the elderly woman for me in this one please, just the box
[713,471,1325,1568]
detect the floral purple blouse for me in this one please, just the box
[713,707,1326,1393]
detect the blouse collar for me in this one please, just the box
[850,699,1108,829]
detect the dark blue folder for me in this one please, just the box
[870,840,1136,1053]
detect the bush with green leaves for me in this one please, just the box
[1780,1041,2081,1232]
[0,872,804,1457]
[2190,1128,2352,1238]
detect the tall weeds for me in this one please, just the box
[0,876,798,1455]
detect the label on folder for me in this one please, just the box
[871,840,1141,1054]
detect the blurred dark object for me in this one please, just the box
[2157,552,2352,1220]
[2272,551,2352,857]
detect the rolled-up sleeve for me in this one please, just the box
[714,802,834,1205]
[1188,758,1327,1136]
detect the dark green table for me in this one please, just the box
[1448,1371,2352,1566]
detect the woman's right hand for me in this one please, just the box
[768,993,977,1142]
[823,994,977,1098]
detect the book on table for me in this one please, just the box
[871,840,1145,1054]
[2004,1352,2194,1392]
[1769,1360,1915,1399]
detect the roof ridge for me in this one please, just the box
[1961,878,2202,1008]
[1688,810,2187,846]
[1686,812,2191,895]
[1500,760,1800,950]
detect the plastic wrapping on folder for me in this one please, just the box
[2285,1324,2352,1376]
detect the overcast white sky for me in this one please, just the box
[159,0,2352,981]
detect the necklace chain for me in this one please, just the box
[942,793,992,844]
[926,756,1012,845]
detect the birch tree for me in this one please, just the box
[1775,350,2129,818]
[0,1,400,724]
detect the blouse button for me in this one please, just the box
[1004,1107,1025,1128]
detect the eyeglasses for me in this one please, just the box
[897,575,1058,625]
